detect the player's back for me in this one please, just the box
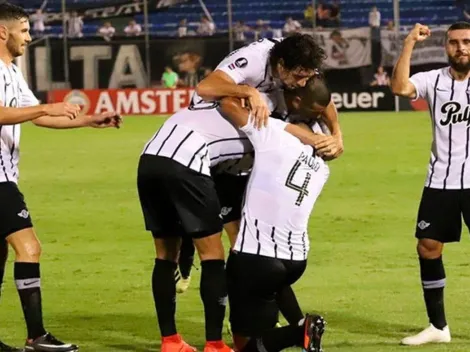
[235,118,329,260]
[142,107,252,176]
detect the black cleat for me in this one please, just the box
[25,333,78,352]
[0,340,23,352]
[302,314,326,352]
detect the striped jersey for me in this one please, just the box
[190,38,283,109]
[0,59,39,184]
[234,118,329,261]
[410,67,470,189]
[142,107,252,177]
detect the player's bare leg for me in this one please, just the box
[6,228,78,352]
[193,233,233,352]
[401,238,450,345]
[153,236,197,352]
[223,221,240,249]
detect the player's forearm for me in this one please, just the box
[196,71,253,101]
[391,39,415,96]
[0,105,49,125]
[321,100,342,138]
[219,97,249,127]
[32,115,91,129]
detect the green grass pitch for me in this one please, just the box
[1,111,470,351]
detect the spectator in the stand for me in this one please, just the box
[178,19,188,37]
[304,3,314,27]
[283,17,302,34]
[67,11,83,38]
[370,66,390,86]
[161,66,179,89]
[197,15,215,36]
[30,9,45,37]
[124,19,142,36]
[99,21,116,42]
[329,0,340,27]
[234,20,250,41]
[316,1,330,28]
[174,51,204,87]
[254,19,272,39]
[369,6,381,28]
[386,20,395,31]
[330,30,349,65]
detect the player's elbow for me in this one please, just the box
[195,75,219,100]
[219,97,241,113]
[391,81,414,97]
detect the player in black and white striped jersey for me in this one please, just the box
[392,22,470,346]
[218,91,337,352]
[0,3,121,352]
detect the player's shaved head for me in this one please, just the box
[298,75,331,109]
[0,2,29,24]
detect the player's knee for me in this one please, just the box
[417,238,443,259]
[16,241,41,262]
[194,233,224,261]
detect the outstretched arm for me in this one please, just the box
[32,112,121,129]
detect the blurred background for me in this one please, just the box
[10,0,469,114]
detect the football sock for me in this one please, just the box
[420,256,447,329]
[179,237,195,279]
[200,260,227,341]
[14,262,46,340]
[276,285,304,325]
[153,258,178,337]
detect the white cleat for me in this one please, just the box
[176,276,191,294]
[401,324,451,346]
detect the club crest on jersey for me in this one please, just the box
[235,58,248,68]
[440,101,470,126]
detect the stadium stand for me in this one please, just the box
[8,0,463,36]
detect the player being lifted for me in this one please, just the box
[392,22,470,345]
[0,3,121,352]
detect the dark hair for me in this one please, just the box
[0,2,29,22]
[447,21,470,34]
[299,75,331,108]
[270,34,326,71]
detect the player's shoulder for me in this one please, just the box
[412,67,448,80]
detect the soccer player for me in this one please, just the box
[391,22,470,345]
[194,34,343,154]
[0,3,121,351]
[218,93,334,352]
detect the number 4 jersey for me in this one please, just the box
[234,118,330,261]
[0,59,39,184]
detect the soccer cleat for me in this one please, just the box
[203,341,234,352]
[0,340,23,352]
[401,324,451,345]
[275,322,282,328]
[175,268,191,294]
[161,334,197,352]
[302,314,326,352]
[25,333,78,352]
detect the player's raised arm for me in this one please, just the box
[391,23,431,98]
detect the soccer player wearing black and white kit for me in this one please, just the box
[0,3,121,352]
[392,22,470,345]
[218,96,334,352]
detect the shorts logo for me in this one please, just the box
[235,58,248,68]
[220,207,233,217]
[17,209,29,219]
[417,220,430,230]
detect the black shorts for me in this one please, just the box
[226,251,307,337]
[0,182,33,240]
[137,154,223,239]
[415,187,470,243]
[213,173,248,224]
